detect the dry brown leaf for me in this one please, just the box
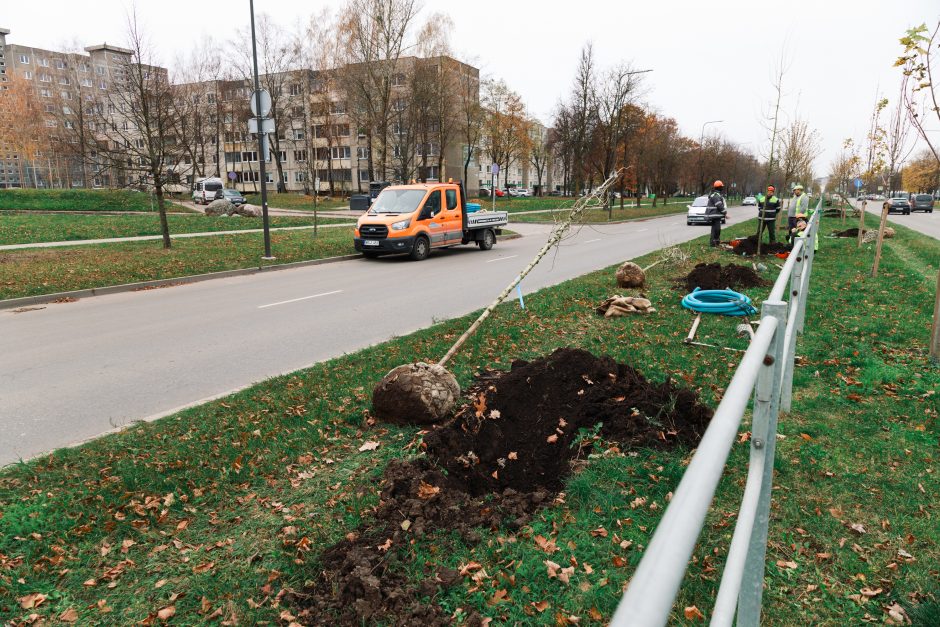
[193,562,215,574]
[417,481,440,499]
[546,434,559,444]
[684,605,705,621]
[535,535,559,554]
[473,392,487,417]
[157,605,176,621]
[358,440,380,452]
[776,560,798,569]
[59,608,79,622]
[459,561,483,576]
[849,522,867,535]
[377,538,393,552]
[544,559,561,578]
[590,527,608,538]
[508,451,518,460]
[18,593,47,610]
[120,539,136,553]
[531,600,550,613]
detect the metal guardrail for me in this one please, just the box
[611,201,822,626]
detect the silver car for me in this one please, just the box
[687,195,725,225]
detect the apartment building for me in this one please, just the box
[0,27,165,189]
[174,55,480,197]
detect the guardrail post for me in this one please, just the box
[736,299,787,626]
[796,206,821,334]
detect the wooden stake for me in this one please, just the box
[931,269,940,365]
[871,202,889,277]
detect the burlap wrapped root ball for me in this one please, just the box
[372,362,460,424]
[616,261,646,288]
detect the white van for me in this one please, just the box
[192,177,224,205]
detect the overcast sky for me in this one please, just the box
[3,0,938,178]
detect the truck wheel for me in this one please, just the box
[478,229,495,250]
[409,236,430,261]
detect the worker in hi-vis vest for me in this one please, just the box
[755,185,781,244]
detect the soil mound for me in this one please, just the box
[729,234,789,256]
[678,262,767,292]
[833,228,864,237]
[291,348,712,625]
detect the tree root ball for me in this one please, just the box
[616,261,646,288]
[372,362,460,425]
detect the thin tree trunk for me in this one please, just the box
[156,185,171,249]
[871,203,889,277]
[857,200,867,248]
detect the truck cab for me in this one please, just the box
[354,182,507,260]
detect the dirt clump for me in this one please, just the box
[372,362,460,425]
[291,348,712,625]
[729,234,789,256]
[616,261,646,288]
[833,227,864,237]
[678,262,768,292]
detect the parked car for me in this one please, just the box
[478,188,491,198]
[215,188,246,205]
[742,196,757,206]
[687,195,725,225]
[911,193,935,213]
[514,188,532,197]
[886,197,911,215]
[494,188,505,197]
[548,190,563,196]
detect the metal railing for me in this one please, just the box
[611,200,822,626]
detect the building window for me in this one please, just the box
[391,73,406,87]
[60,91,71,100]
[331,146,351,160]
[333,124,350,137]
[95,66,105,76]
[356,147,370,160]
[22,70,33,80]
[39,73,52,83]
[207,93,216,104]
[18,54,29,64]
[241,151,258,162]
[80,78,92,87]
[191,94,200,104]
[55,59,66,69]
[39,88,51,98]
[330,101,346,115]
[44,103,55,113]
[64,120,74,129]
[291,105,304,117]
[134,138,145,149]
[79,62,89,73]
[99,80,107,90]
[359,169,369,182]
[289,83,301,96]
[292,128,305,140]
[39,58,49,67]
[45,119,57,127]
[62,105,72,115]
[294,171,307,182]
[294,149,307,162]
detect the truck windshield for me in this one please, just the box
[371,189,427,214]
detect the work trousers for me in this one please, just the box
[757,220,776,243]
[710,217,722,246]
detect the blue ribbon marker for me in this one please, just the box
[517,284,526,309]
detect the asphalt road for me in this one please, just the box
[1,207,751,466]
[856,198,940,240]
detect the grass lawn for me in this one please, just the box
[0,189,192,213]
[251,193,349,212]
[0,228,356,300]
[0,213,356,246]
[0,216,937,624]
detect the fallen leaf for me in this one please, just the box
[459,561,483,576]
[193,562,215,574]
[417,481,440,499]
[18,593,47,610]
[535,535,558,554]
[121,539,136,553]
[473,393,487,417]
[590,527,608,538]
[546,434,559,444]
[799,433,813,441]
[589,607,603,620]
[544,559,561,578]
[57,608,78,622]
[776,560,798,569]
[358,441,380,452]
[377,538,393,552]
[849,522,867,535]
[508,451,518,460]
[684,605,705,621]
[860,587,882,598]
[157,605,176,621]
[83,578,97,587]
[531,600,550,613]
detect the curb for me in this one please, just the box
[0,233,523,311]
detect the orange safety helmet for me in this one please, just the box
[713,180,724,188]
[767,185,776,192]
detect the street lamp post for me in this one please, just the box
[699,119,723,194]
[249,0,273,259]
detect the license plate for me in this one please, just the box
[363,239,380,247]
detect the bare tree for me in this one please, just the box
[0,70,50,187]
[457,62,482,186]
[898,22,940,166]
[92,14,183,248]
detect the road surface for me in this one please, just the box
[856,199,940,240]
[1,207,750,465]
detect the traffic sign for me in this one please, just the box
[854,178,863,188]
[491,163,499,175]
[248,117,275,134]
[227,171,237,181]
[249,89,272,118]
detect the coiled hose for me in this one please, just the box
[681,288,757,317]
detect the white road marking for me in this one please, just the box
[486,255,519,263]
[258,290,343,309]
[584,238,602,244]
[636,229,649,232]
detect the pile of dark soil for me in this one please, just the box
[833,228,865,237]
[729,234,789,256]
[290,348,713,625]
[678,262,768,292]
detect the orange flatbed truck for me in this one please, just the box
[354,181,508,260]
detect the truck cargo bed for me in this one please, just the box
[466,210,508,229]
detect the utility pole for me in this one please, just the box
[249,0,273,259]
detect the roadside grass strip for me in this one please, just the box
[0,216,936,624]
[0,189,191,213]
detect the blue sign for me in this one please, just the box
[854,178,863,188]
